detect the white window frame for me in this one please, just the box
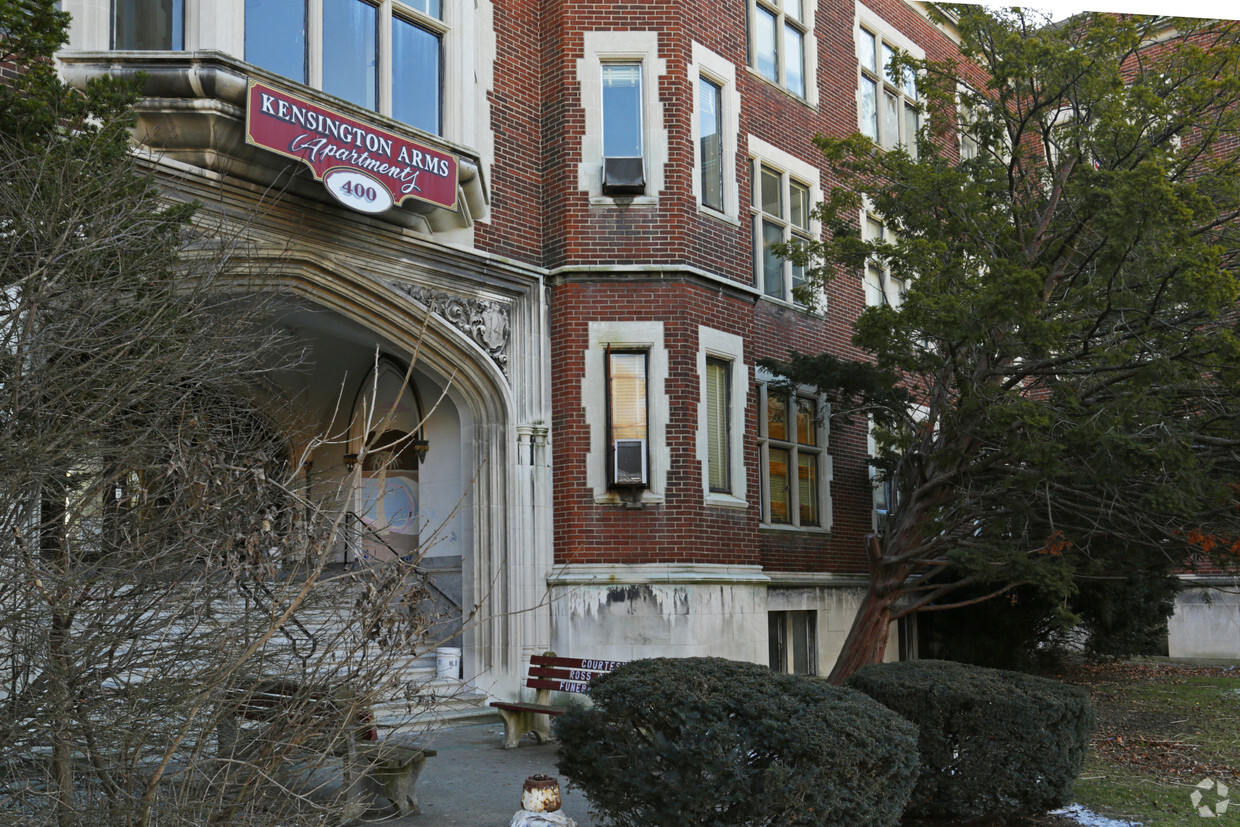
[746,0,818,105]
[585,321,668,504]
[577,31,667,206]
[755,369,831,530]
[697,326,747,509]
[855,2,923,153]
[747,136,821,309]
[690,43,740,222]
[862,214,904,308]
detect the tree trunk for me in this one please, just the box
[826,533,904,685]
[826,585,898,684]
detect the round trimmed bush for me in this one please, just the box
[846,659,1095,821]
[554,657,919,827]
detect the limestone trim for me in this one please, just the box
[391,283,511,376]
[763,571,870,587]
[548,563,770,586]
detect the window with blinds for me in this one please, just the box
[608,350,649,486]
[705,358,730,493]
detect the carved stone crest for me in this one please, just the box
[390,282,510,375]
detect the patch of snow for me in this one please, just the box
[1050,804,1142,826]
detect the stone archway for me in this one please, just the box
[253,268,521,687]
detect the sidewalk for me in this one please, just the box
[385,722,599,827]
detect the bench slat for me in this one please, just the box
[529,655,626,671]
[528,665,610,681]
[525,677,592,694]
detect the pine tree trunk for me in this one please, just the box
[826,586,898,684]
[826,533,905,685]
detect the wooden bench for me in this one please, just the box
[490,653,625,749]
[219,679,436,816]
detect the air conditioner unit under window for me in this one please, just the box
[613,438,648,487]
[602,157,645,196]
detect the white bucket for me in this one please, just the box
[435,646,461,680]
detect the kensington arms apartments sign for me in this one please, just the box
[246,80,459,215]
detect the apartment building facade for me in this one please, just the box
[54,0,1006,699]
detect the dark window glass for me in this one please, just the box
[114,0,183,50]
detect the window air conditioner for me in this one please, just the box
[613,438,648,486]
[602,157,645,196]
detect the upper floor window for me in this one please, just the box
[244,0,443,135]
[113,0,183,49]
[864,217,904,308]
[749,0,807,98]
[753,161,811,302]
[603,64,643,159]
[699,77,724,212]
[858,25,918,154]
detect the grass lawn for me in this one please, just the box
[1063,661,1240,826]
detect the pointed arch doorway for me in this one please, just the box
[348,356,464,652]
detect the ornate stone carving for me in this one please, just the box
[391,283,510,375]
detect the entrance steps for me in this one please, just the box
[371,653,498,736]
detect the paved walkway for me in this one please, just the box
[386,722,599,827]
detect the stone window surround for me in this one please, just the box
[584,321,669,504]
[690,42,741,223]
[576,30,668,207]
[697,326,748,509]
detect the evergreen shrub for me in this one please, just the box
[847,659,1095,821]
[554,657,919,827]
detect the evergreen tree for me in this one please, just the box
[765,8,1240,682]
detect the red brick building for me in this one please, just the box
[56,0,974,701]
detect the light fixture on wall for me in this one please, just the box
[413,438,430,463]
[343,453,359,472]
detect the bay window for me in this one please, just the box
[243,0,444,134]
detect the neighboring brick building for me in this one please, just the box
[53,0,976,701]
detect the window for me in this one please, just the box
[244,0,444,135]
[753,161,812,302]
[748,0,807,98]
[607,350,649,487]
[577,32,667,204]
[857,23,919,154]
[698,326,747,506]
[759,386,824,527]
[601,63,645,195]
[868,418,892,534]
[586,322,667,502]
[603,64,643,159]
[769,610,817,674]
[705,358,730,493]
[113,0,183,49]
[864,217,904,308]
[692,44,739,219]
[699,77,724,212]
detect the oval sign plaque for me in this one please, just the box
[323,168,394,214]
